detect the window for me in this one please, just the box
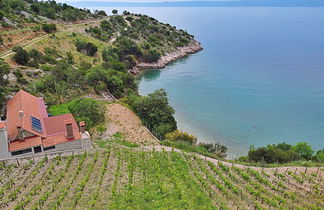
[31,116,43,133]
[34,146,42,153]
[44,146,56,151]
[11,148,32,156]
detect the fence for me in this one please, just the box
[144,122,163,141]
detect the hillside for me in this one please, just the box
[0,4,201,113]
[0,144,323,209]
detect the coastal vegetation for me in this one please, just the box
[0,0,106,26]
[86,12,196,68]
[127,89,177,138]
[240,142,324,164]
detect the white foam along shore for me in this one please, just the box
[129,41,203,74]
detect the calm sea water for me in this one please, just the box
[86,7,324,157]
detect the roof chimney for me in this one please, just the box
[18,111,24,119]
[16,123,24,140]
[79,121,86,134]
[65,120,74,139]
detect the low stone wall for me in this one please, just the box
[0,149,88,165]
[0,137,93,161]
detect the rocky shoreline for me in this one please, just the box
[129,41,203,74]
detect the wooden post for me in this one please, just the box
[16,158,19,166]
[305,167,308,174]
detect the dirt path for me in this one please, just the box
[140,145,324,175]
[0,19,104,59]
[102,103,158,145]
[0,35,49,59]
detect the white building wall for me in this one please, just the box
[0,127,11,159]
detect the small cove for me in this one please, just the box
[86,6,324,157]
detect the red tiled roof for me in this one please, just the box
[9,136,42,152]
[43,132,81,148]
[44,114,79,135]
[43,114,81,147]
[5,90,83,151]
[0,122,5,129]
[6,90,48,140]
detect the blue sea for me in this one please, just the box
[81,6,324,157]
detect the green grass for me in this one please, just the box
[95,133,140,149]
[48,101,73,116]
[160,140,219,159]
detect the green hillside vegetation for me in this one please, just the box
[0,144,323,209]
[86,12,195,67]
[240,142,324,164]
[0,0,106,27]
[0,8,197,110]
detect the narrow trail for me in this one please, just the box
[0,19,104,59]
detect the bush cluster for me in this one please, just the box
[68,98,106,128]
[127,89,177,138]
[12,46,61,67]
[165,130,197,145]
[85,13,194,69]
[41,23,57,33]
[242,142,324,163]
[75,40,98,56]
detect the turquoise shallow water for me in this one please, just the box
[84,6,324,157]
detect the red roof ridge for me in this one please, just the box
[6,90,83,151]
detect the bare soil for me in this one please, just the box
[103,103,158,145]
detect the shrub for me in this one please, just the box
[97,10,107,16]
[245,142,316,164]
[96,124,107,135]
[125,16,133,22]
[128,89,177,138]
[142,49,161,63]
[1,22,10,28]
[68,98,106,128]
[29,49,44,65]
[42,23,57,33]
[165,130,197,145]
[12,46,29,65]
[75,40,98,56]
[199,142,228,158]
[313,149,324,162]
[292,142,314,160]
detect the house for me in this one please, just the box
[0,90,92,159]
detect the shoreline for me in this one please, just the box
[129,41,203,74]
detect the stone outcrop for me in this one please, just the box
[129,41,203,74]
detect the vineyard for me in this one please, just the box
[0,146,323,210]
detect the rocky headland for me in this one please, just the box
[129,41,203,74]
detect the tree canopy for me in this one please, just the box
[128,89,177,137]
